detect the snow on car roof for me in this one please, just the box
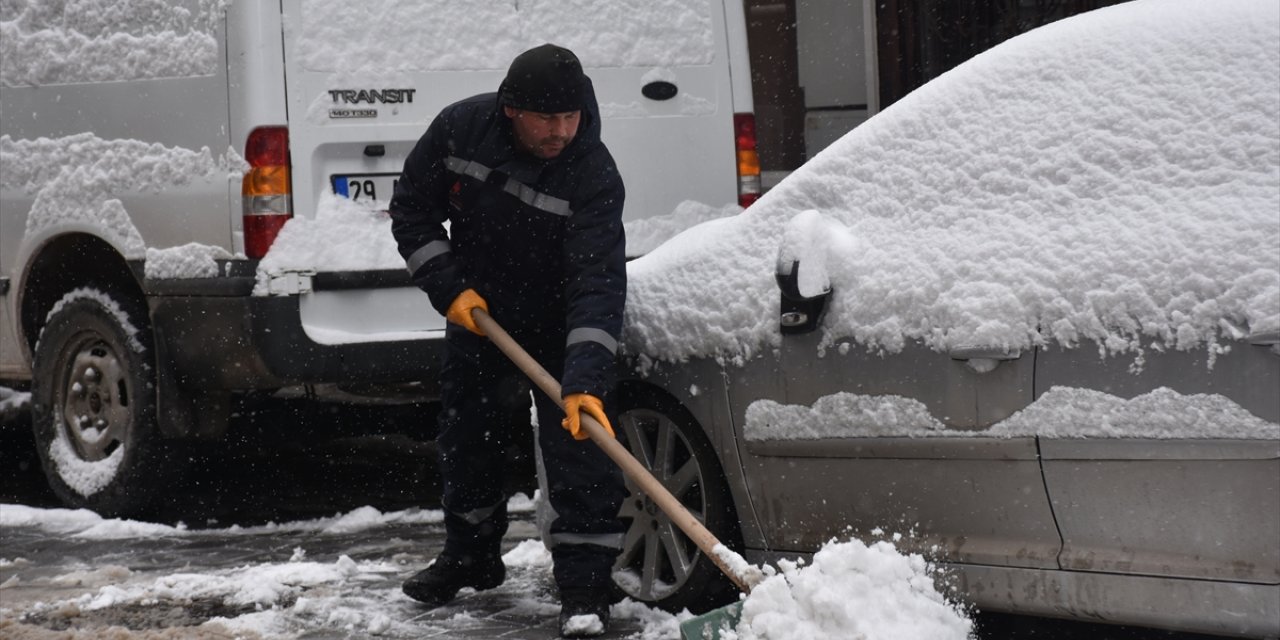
[624,0,1280,365]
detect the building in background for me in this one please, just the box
[745,0,1128,186]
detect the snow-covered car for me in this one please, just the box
[608,1,1280,636]
[0,0,756,515]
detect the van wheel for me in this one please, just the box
[611,386,741,613]
[31,288,175,516]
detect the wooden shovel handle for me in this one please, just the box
[471,309,752,594]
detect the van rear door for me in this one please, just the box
[278,0,748,343]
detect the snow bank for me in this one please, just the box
[624,0,1280,364]
[20,554,411,638]
[714,538,970,640]
[295,0,713,75]
[746,386,1280,441]
[0,0,222,86]
[0,503,444,540]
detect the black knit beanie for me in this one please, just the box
[499,44,587,113]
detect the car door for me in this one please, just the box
[725,298,1062,570]
[1034,334,1280,585]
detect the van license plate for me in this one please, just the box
[331,173,399,202]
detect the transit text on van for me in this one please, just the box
[328,89,416,104]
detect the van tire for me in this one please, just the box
[30,288,177,517]
[611,385,742,614]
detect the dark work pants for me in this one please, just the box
[436,326,626,590]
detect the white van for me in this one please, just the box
[0,0,757,515]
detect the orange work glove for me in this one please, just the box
[445,289,488,336]
[562,393,614,441]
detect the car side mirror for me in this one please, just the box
[775,258,830,335]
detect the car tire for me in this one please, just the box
[30,288,178,517]
[612,385,742,613]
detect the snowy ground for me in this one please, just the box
[0,398,682,640]
[0,501,691,639]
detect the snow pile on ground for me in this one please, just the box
[0,494,539,540]
[296,0,712,74]
[88,555,369,610]
[0,0,221,86]
[254,191,404,294]
[625,201,742,257]
[709,538,970,640]
[0,503,448,539]
[12,553,411,639]
[746,386,1280,441]
[0,133,246,259]
[624,0,1280,364]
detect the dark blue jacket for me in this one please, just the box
[389,84,626,399]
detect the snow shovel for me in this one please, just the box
[470,309,753,637]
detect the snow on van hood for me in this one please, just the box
[623,0,1280,365]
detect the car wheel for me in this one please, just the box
[31,288,177,516]
[612,385,741,613]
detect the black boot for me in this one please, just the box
[558,587,611,638]
[402,551,506,607]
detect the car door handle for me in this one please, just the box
[949,346,1022,373]
[948,345,1022,361]
[1248,331,1280,356]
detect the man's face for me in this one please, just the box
[504,106,581,159]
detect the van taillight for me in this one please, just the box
[734,113,761,208]
[242,126,292,259]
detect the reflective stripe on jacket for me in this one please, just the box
[389,83,626,398]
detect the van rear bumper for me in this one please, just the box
[148,283,442,394]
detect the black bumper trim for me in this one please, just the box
[149,293,441,393]
[313,269,413,291]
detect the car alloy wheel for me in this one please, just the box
[612,386,740,613]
